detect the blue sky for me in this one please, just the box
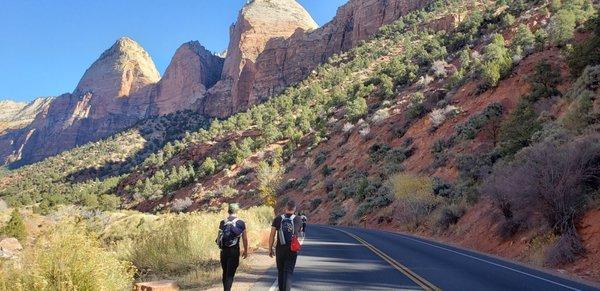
[0,0,347,102]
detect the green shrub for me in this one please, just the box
[309,198,322,211]
[0,209,26,241]
[355,185,394,218]
[512,24,536,54]
[498,101,542,157]
[200,157,217,176]
[547,9,577,46]
[436,204,466,230]
[568,16,600,77]
[562,65,600,132]
[346,96,368,121]
[369,143,392,162]
[321,165,334,177]
[479,34,512,88]
[329,203,347,225]
[406,92,426,120]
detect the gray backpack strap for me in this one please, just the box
[278,214,286,245]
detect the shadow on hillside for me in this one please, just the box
[43,110,209,184]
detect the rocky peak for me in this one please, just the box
[75,37,160,100]
[221,0,318,79]
[205,0,318,117]
[151,41,224,115]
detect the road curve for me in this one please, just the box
[251,225,599,291]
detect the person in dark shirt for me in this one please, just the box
[218,203,248,291]
[269,200,302,291]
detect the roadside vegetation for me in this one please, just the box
[0,205,273,290]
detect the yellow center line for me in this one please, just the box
[325,226,441,291]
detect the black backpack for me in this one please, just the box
[278,214,296,245]
[217,218,242,248]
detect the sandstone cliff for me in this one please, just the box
[0,97,53,133]
[3,38,161,165]
[203,0,318,117]
[203,0,433,117]
[150,41,223,116]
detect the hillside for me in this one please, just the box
[0,0,599,285]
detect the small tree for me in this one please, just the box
[512,24,536,53]
[200,157,217,176]
[257,150,284,207]
[547,9,577,46]
[1,208,26,241]
[346,96,368,121]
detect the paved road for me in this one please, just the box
[251,225,599,291]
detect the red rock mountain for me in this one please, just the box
[1,0,432,166]
[202,0,432,117]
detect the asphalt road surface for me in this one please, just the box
[251,225,599,291]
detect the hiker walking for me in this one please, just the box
[300,212,308,238]
[216,203,248,291]
[269,200,303,291]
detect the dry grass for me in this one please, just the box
[0,205,274,290]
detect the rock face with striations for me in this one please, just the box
[203,0,318,117]
[2,37,162,165]
[203,0,433,118]
[0,97,53,133]
[150,41,224,116]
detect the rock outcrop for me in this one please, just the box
[203,0,318,117]
[2,38,162,165]
[0,97,53,133]
[0,237,22,259]
[203,0,433,117]
[1,37,226,166]
[0,101,26,122]
[150,41,223,116]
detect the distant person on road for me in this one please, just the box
[300,212,307,238]
[269,200,303,291]
[216,203,248,291]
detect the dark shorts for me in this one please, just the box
[301,223,306,232]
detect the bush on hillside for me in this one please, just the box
[498,101,542,157]
[355,185,394,218]
[436,204,466,230]
[390,173,439,230]
[568,16,600,77]
[512,24,536,54]
[547,9,577,46]
[1,222,135,291]
[329,203,347,225]
[482,134,600,264]
[562,65,600,133]
[479,34,512,89]
[0,208,26,241]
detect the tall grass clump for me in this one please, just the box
[129,206,273,277]
[0,222,135,291]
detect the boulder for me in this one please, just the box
[133,280,180,291]
[0,237,23,258]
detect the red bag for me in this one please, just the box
[290,234,301,252]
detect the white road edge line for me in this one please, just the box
[268,236,305,291]
[390,233,582,291]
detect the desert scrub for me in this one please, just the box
[127,206,273,277]
[389,173,440,230]
[0,222,135,291]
